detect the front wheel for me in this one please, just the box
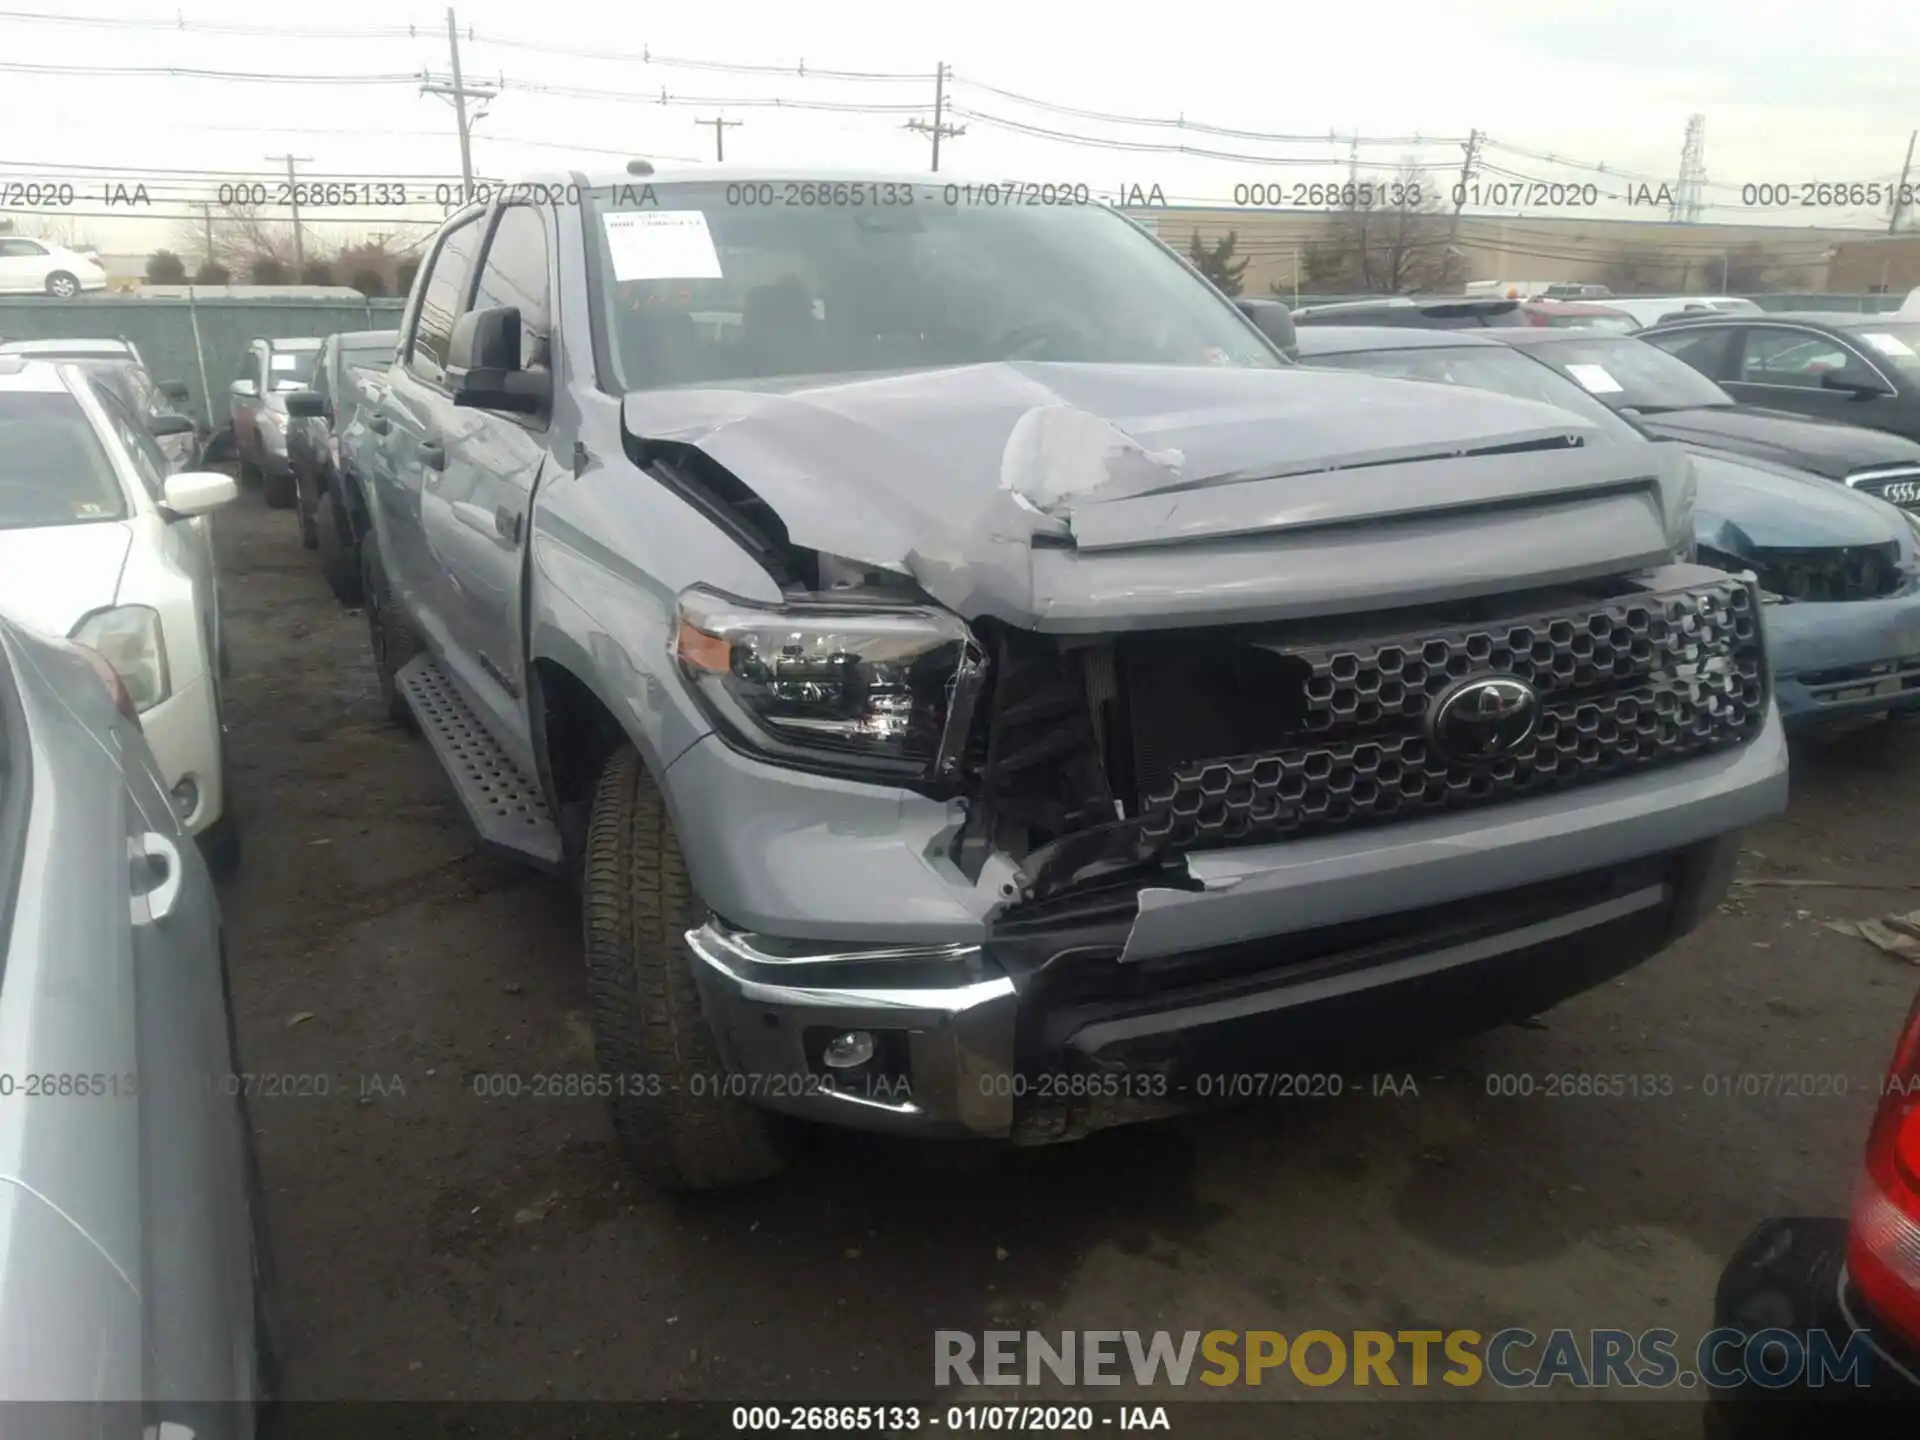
[360,537,418,731]
[582,747,789,1192]
[262,468,296,511]
[319,484,363,605]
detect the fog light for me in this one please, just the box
[822,1031,875,1070]
[170,777,198,820]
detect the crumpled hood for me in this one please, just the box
[0,522,132,635]
[1689,449,1907,554]
[623,362,1697,628]
[1639,405,1920,479]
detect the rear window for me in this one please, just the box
[0,390,126,529]
[1849,324,1920,381]
[268,346,321,390]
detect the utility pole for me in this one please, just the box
[904,63,965,172]
[1448,129,1482,246]
[265,154,310,272]
[694,116,742,162]
[1891,129,1917,233]
[192,200,215,267]
[420,7,497,202]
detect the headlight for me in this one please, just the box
[673,586,984,783]
[71,605,169,712]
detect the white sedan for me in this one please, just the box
[0,355,239,867]
[0,236,109,297]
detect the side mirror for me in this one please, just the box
[158,380,190,402]
[1821,370,1895,399]
[1235,299,1298,359]
[449,305,522,372]
[230,378,259,400]
[284,388,326,419]
[448,304,549,415]
[161,470,237,518]
[148,413,195,438]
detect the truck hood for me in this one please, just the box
[0,523,132,636]
[624,362,1698,631]
[1636,405,1920,479]
[1688,449,1909,555]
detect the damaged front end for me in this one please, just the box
[625,375,1781,1142]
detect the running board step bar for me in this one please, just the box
[395,655,564,871]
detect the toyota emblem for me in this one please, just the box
[1429,675,1540,762]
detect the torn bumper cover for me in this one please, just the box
[1765,591,1920,726]
[680,705,1786,1142]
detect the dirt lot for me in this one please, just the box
[211,484,1920,1433]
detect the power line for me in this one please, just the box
[949,73,1467,149]
[948,105,1465,169]
[0,59,421,84]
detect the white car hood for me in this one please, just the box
[0,522,132,635]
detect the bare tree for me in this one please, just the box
[1306,165,1470,294]
[15,215,99,251]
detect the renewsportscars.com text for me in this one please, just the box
[934,1327,1878,1391]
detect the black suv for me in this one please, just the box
[1641,312,1920,444]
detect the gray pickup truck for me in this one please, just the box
[353,166,1788,1191]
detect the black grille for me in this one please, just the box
[1735,544,1903,603]
[1133,578,1765,850]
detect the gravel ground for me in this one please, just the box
[209,484,1920,1436]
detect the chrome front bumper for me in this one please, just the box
[683,924,1020,1137]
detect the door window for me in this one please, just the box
[1738,328,1880,389]
[1643,326,1737,380]
[408,215,485,387]
[468,206,552,370]
[91,380,170,504]
[0,239,46,258]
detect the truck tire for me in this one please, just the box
[320,485,363,605]
[582,747,788,1192]
[293,471,320,549]
[360,537,419,732]
[262,469,297,511]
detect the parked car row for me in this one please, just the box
[0,351,266,1428]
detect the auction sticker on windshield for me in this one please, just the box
[603,210,723,282]
[1565,363,1624,394]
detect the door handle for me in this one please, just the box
[417,440,446,471]
[129,832,184,924]
[495,506,523,542]
[368,413,391,435]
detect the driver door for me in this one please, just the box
[1722,325,1893,425]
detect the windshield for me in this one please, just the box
[1524,335,1736,411]
[268,346,321,391]
[0,390,127,528]
[588,184,1279,391]
[1851,324,1920,382]
[1307,345,1643,442]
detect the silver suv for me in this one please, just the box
[355,168,1788,1190]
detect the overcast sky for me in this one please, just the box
[2,0,1916,254]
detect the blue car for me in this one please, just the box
[1295,326,1920,731]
